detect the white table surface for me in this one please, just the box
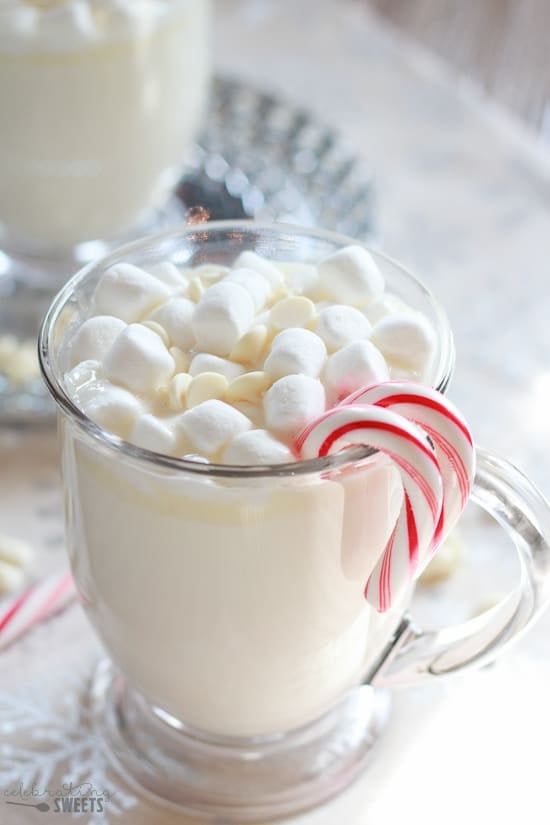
[2,1,550,823]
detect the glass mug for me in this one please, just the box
[39,223,550,821]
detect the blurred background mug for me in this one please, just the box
[0,0,211,263]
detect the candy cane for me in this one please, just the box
[344,382,475,549]
[296,405,444,612]
[0,570,76,652]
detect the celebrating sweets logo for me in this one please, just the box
[3,782,109,814]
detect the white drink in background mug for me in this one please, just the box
[39,222,550,821]
[0,0,211,254]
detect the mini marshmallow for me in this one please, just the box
[150,297,195,351]
[186,373,229,408]
[370,312,436,377]
[82,384,143,438]
[233,251,284,289]
[318,245,384,306]
[65,359,101,400]
[281,263,320,296]
[230,325,268,365]
[93,263,170,323]
[264,328,327,380]
[178,399,253,455]
[226,268,272,311]
[147,261,188,290]
[222,429,294,466]
[131,414,177,454]
[270,296,316,330]
[104,324,175,393]
[315,305,371,352]
[232,401,265,428]
[225,371,271,404]
[167,373,193,411]
[363,293,408,324]
[192,282,255,357]
[189,353,245,381]
[69,316,126,367]
[324,340,389,402]
[264,375,326,441]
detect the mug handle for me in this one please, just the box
[369,448,550,688]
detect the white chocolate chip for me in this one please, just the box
[270,296,316,330]
[189,353,245,381]
[142,320,170,348]
[0,335,18,370]
[0,562,26,596]
[194,264,230,285]
[230,325,268,365]
[0,534,33,568]
[186,373,229,408]
[168,373,192,411]
[2,342,40,385]
[169,346,191,374]
[419,530,463,586]
[187,276,205,303]
[226,371,271,404]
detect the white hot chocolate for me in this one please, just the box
[0,0,210,250]
[61,245,435,736]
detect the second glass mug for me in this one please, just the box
[0,0,211,266]
[39,223,550,821]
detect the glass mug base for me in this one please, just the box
[91,659,391,821]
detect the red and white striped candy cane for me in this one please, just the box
[0,570,76,652]
[296,404,444,612]
[344,381,475,550]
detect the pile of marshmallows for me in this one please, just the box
[65,245,436,465]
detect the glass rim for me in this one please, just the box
[38,219,455,479]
